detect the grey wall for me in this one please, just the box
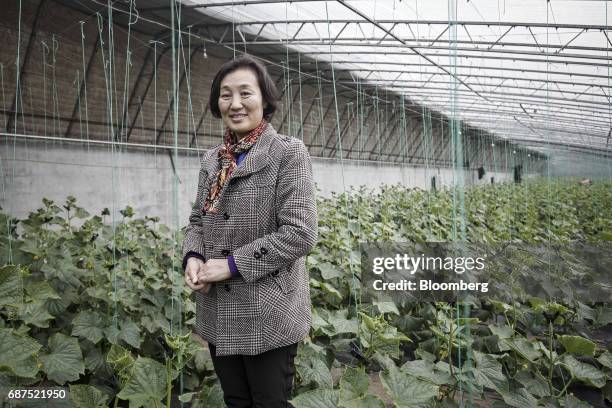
[2,137,514,227]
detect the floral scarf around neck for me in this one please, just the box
[202,119,268,214]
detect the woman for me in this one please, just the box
[181,55,318,408]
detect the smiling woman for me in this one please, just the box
[181,55,318,408]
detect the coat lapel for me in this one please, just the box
[228,123,275,180]
[203,123,276,182]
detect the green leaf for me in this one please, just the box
[106,344,135,385]
[514,370,549,398]
[72,311,106,344]
[488,324,513,339]
[339,395,385,408]
[19,300,55,328]
[0,264,23,307]
[116,357,167,408]
[319,262,343,280]
[471,351,508,393]
[339,366,370,400]
[373,301,400,315]
[401,359,451,386]
[498,387,538,408]
[69,384,109,408]
[120,319,141,348]
[40,333,85,384]
[597,351,612,369]
[560,355,606,388]
[560,394,593,408]
[296,354,333,389]
[24,280,61,300]
[559,335,596,356]
[379,365,438,408]
[0,328,41,378]
[327,309,359,335]
[503,338,542,362]
[290,389,339,408]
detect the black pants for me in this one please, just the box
[209,342,298,408]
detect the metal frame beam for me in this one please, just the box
[195,18,611,32]
[258,44,611,68]
[334,76,609,101]
[302,61,612,82]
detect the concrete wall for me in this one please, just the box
[1,137,513,227]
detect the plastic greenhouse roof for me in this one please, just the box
[179,0,611,154]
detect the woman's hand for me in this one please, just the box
[185,257,211,293]
[197,258,232,283]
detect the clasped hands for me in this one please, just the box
[184,257,232,293]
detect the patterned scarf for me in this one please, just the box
[203,119,268,214]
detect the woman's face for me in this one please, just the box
[218,68,265,140]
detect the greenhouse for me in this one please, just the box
[0,0,611,407]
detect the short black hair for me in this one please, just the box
[209,55,280,120]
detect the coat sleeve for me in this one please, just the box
[232,139,318,283]
[180,153,212,268]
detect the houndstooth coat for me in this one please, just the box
[181,124,318,356]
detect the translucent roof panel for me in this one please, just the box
[184,0,612,151]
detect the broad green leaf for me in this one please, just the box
[0,328,41,378]
[72,311,106,344]
[514,370,549,398]
[560,355,606,388]
[499,387,538,408]
[319,262,343,280]
[296,354,333,389]
[401,359,451,386]
[471,351,508,393]
[19,300,55,328]
[69,384,109,408]
[106,344,135,385]
[24,280,61,300]
[290,389,339,408]
[559,335,596,356]
[117,357,167,408]
[320,282,343,302]
[339,395,385,408]
[339,366,370,400]
[503,338,542,362]
[190,381,225,408]
[120,319,141,348]
[40,333,85,384]
[488,324,513,339]
[597,351,612,369]
[373,301,400,315]
[0,265,23,307]
[327,310,359,335]
[560,394,593,408]
[379,365,438,408]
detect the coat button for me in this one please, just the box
[272,270,279,276]
[260,247,268,255]
[253,251,261,259]
[223,212,230,220]
[224,284,231,292]
[221,249,229,256]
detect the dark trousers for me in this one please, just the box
[209,342,298,408]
